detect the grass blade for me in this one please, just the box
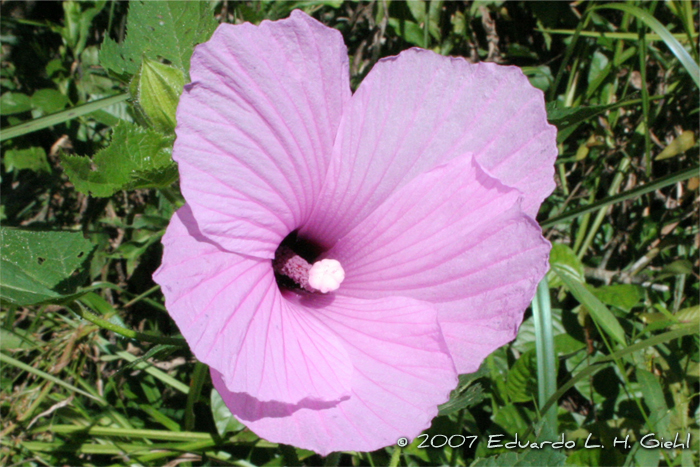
[71,300,186,346]
[0,352,103,403]
[541,166,699,228]
[553,264,626,346]
[111,349,191,394]
[532,278,557,441]
[0,93,129,142]
[185,362,208,431]
[538,28,698,42]
[595,4,700,88]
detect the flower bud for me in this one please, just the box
[129,57,184,134]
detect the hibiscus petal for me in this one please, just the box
[154,206,352,404]
[175,10,351,258]
[328,156,550,373]
[302,48,556,247]
[213,293,457,455]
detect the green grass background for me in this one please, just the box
[1,1,698,466]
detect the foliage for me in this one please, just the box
[62,121,177,197]
[1,1,697,466]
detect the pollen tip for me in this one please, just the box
[308,259,345,293]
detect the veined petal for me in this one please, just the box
[329,156,550,373]
[213,294,457,455]
[154,206,352,404]
[301,48,556,247]
[175,10,351,258]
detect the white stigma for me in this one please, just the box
[308,259,345,293]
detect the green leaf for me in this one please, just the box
[130,58,185,133]
[406,0,427,24]
[31,89,70,114]
[0,327,39,350]
[658,259,694,277]
[506,349,539,403]
[522,65,554,92]
[553,264,627,345]
[547,243,584,288]
[62,121,177,197]
[405,0,441,42]
[590,284,643,312]
[0,228,95,306]
[438,367,487,416]
[635,368,670,434]
[546,101,613,130]
[471,446,567,466]
[492,403,535,438]
[553,334,586,355]
[100,1,217,78]
[3,147,51,173]
[655,130,695,160]
[0,92,32,115]
[513,308,569,354]
[211,388,245,436]
[388,18,426,47]
[532,326,697,441]
[61,1,106,57]
[674,305,699,325]
[586,50,610,94]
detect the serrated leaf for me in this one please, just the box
[211,388,245,436]
[553,264,627,345]
[0,228,94,306]
[471,450,567,467]
[99,1,217,78]
[62,121,177,197]
[3,147,51,173]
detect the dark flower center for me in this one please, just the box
[273,231,325,292]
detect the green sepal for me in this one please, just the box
[130,57,185,134]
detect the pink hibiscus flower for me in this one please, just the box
[154,10,555,455]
